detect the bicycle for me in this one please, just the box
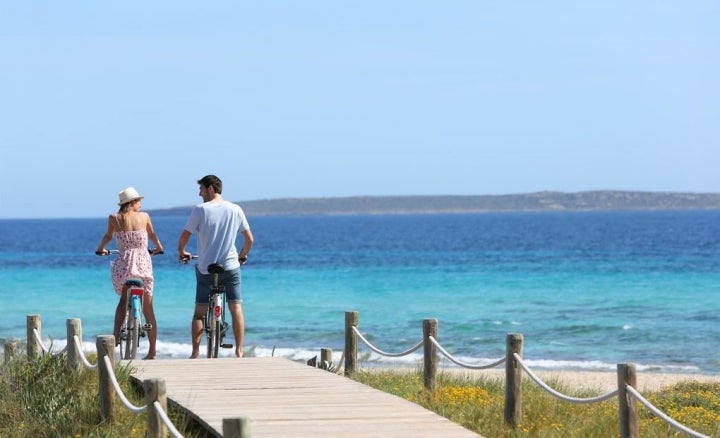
[96,249,161,359]
[181,255,233,358]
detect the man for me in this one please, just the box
[178,175,254,358]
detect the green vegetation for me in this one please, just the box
[0,351,205,437]
[351,369,720,437]
[3,352,719,437]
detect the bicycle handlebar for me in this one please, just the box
[179,255,247,266]
[95,249,164,256]
[179,254,199,264]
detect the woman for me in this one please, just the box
[96,187,164,360]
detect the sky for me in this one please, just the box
[1,2,718,219]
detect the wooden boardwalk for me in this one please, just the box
[129,357,481,437]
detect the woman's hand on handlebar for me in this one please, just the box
[96,249,162,256]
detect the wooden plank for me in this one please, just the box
[129,357,481,437]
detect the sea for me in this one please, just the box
[1,210,719,374]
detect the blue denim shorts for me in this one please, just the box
[195,266,242,304]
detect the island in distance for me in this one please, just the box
[149,190,720,217]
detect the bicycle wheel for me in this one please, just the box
[119,315,129,359]
[211,318,221,358]
[127,315,140,359]
[206,315,218,358]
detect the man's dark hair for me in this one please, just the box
[197,175,222,194]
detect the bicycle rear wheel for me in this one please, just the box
[211,319,221,357]
[125,316,140,360]
[206,316,219,358]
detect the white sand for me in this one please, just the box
[369,366,720,393]
[442,369,720,392]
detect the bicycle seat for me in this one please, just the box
[208,263,225,275]
[125,278,144,287]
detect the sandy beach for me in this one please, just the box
[440,368,720,392]
[371,366,720,393]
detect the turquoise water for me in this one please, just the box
[1,211,719,373]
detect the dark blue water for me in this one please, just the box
[1,210,719,373]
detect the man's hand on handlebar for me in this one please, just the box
[179,252,193,264]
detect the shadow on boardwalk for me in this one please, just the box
[129,357,481,437]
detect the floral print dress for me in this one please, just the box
[111,229,154,296]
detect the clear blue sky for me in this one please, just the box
[1,2,718,219]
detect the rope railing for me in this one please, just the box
[15,317,187,437]
[341,311,715,437]
[625,385,711,438]
[328,350,345,375]
[31,328,68,357]
[13,313,716,438]
[351,326,424,357]
[429,336,506,370]
[32,328,48,353]
[153,400,184,438]
[72,335,98,371]
[102,355,148,414]
[513,353,618,404]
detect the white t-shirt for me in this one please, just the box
[184,200,250,274]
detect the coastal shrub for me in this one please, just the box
[351,369,720,438]
[0,352,141,436]
[0,350,211,437]
[642,381,720,436]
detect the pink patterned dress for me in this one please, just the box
[111,230,154,296]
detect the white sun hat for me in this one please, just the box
[117,187,144,205]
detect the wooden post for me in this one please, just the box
[27,314,42,360]
[344,311,358,376]
[144,378,168,438]
[504,333,523,426]
[423,319,438,390]
[4,341,17,363]
[223,417,251,437]
[617,363,638,438]
[66,319,82,372]
[97,335,116,421]
[320,348,333,370]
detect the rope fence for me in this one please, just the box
[5,312,714,438]
[5,316,235,438]
[429,335,506,370]
[513,353,619,404]
[337,310,713,438]
[153,400,185,438]
[352,327,424,358]
[72,335,98,371]
[625,385,711,438]
[102,355,148,414]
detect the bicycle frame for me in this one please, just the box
[206,263,231,358]
[120,278,148,360]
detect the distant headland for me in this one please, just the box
[148,190,720,216]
